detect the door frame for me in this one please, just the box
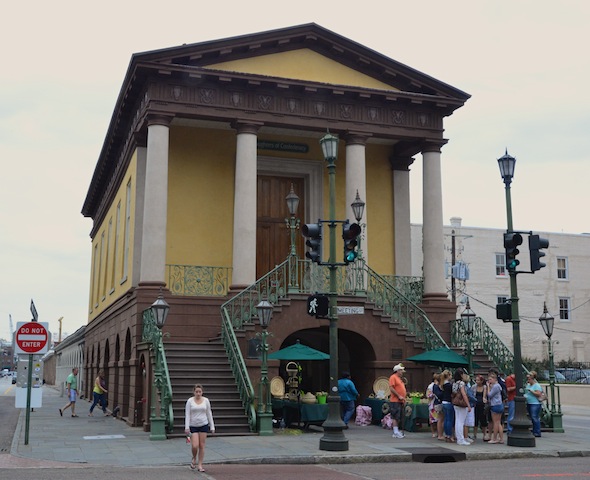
[257,156,324,224]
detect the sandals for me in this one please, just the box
[59,409,63,417]
[71,414,79,417]
[198,467,206,472]
[190,460,197,470]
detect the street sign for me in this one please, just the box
[15,322,49,355]
[337,306,365,315]
[30,299,38,322]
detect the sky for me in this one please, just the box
[1,1,589,341]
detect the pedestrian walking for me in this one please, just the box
[185,384,215,472]
[59,367,79,417]
[338,371,359,428]
[89,370,110,416]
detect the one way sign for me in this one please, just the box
[306,295,329,318]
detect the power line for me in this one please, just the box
[453,288,590,335]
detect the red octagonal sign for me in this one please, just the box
[16,322,48,354]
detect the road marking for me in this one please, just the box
[83,435,126,440]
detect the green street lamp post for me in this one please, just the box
[350,190,365,259]
[256,300,274,436]
[318,131,348,451]
[148,289,170,441]
[497,150,535,447]
[539,302,564,432]
[461,300,476,377]
[285,184,300,293]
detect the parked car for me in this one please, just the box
[557,368,590,383]
[539,370,566,382]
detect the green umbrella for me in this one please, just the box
[406,347,472,368]
[268,340,330,360]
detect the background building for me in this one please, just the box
[412,218,590,362]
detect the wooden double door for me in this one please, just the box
[256,176,305,279]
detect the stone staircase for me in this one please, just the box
[164,341,253,437]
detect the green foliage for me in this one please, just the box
[522,357,548,374]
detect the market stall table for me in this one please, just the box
[272,399,328,429]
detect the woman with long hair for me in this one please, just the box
[473,374,489,441]
[184,384,215,472]
[426,372,441,437]
[452,368,472,446]
[440,369,455,442]
[486,372,504,444]
[88,370,109,416]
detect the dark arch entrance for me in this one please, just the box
[276,327,376,399]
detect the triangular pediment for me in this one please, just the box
[206,48,398,92]
[133,23,469,99]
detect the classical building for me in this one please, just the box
[82,24,469,434]
[412,218,590,363]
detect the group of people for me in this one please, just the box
[425,367,545,445]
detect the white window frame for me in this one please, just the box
[495,253,507,277]
[557,257,568,280]
[559,297,571,322]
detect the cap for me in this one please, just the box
[393,363,405,372]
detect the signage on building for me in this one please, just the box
[257,140,309,153]
[337,306,364,315]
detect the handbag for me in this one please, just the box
[451,384,468,408]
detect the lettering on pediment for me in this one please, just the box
[391,110,405,125]
[231,92,242,107]
[172,86,183,101]
[199,88,215,104]
[258,94,273,110]
[340,104,353,119]
[314,102,326,116]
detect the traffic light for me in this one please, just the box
[342,221,362,264]
[301,223,322,264]
[503,232,523,271]
[496,301,512,323]
[529,234,549,272]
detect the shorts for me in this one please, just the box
[68,390,77,402]
[388,402,402,422]
[189,424,210,434]
[490,404,504,415]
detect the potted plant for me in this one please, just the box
[315,391,328,404]
[408,391,423,405]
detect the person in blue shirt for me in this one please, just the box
[524,371,543,437]
[338,372,359,428]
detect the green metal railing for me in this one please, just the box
[381,275,424,305]
[364,261,446,351]
[142,309,174,433]
[220,305,257,432]
[166,264,231,296]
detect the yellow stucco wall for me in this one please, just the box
[166,127,395,275]
[166,127,236,267]
[88,152,137,321]
[208,49,398,91]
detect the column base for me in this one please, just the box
[549,412,564,433]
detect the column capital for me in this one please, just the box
[421,139,448,154]
[232,121,263,135]
[389,155,415,171]
[344,132,371,146]
[146,114,173,127]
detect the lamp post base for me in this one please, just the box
[149,417,167,441]
[319,401,349,451]
[549,412,564,433]
[507,397,535,447]
[258,412,274,436]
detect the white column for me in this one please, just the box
[391,156,414,276]
[139,116,171,285]
[422,145,447,296]
[231,123,260,288]
[345,134,369,265]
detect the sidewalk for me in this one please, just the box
[9,386,590,467]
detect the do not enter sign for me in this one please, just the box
[16,322,49,355]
